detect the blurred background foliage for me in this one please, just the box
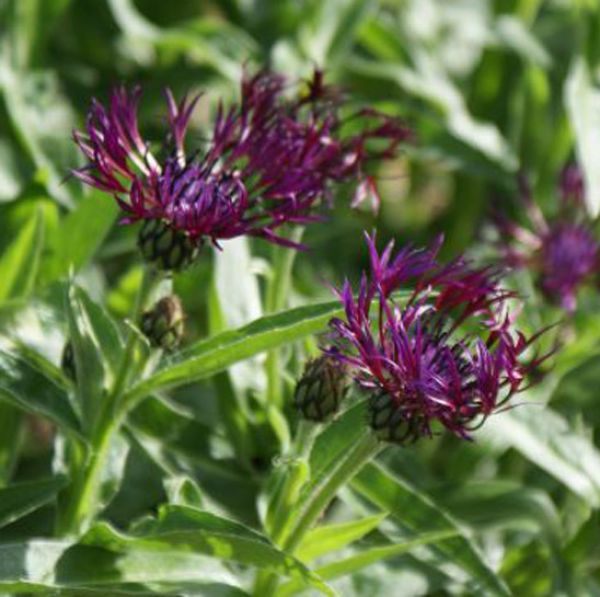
[2,0,600,595]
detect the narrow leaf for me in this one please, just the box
[124,300,343,403]
[0,206,44,302]
[66,283,123,427]
[0,348,80,434]
[277,529,458,596]
[43,193,118,283]
[0,476,67,529]
[352,463,510,596]
[565,56,600,217]
[118,505,333,595]
[482,404,600,507]
[296,513,386,562]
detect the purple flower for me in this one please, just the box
[326,233,547,444]
[72,70,411,267]
[495,166,599,312]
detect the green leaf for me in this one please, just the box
[42,193,118,283]
[124,300,343,404]
[163,475,204,509]
[0,67,79,207]
[296,513,386,562]
[0,403,22,483]
[0,539,242,593]
[277,529,458,596]
[0,348,80,434]
[481,401,600,507]
[91,507,333,595]
[308,400,370,489]
[106,0,256,81]
[565,56,600,217]
[209,238,266,458]
[0,205,44,302]
[351,463,510,596]
[0,476,67,529]
[66,283,124,427]
[349,57,518,173]
[492,16,551,67]
[298,0,373,65]
[437,481,562,546]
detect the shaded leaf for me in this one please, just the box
[0,348,80,434]
[0,476,67,529]
[352,463,510,596]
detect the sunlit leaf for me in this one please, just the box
[0,205,44,302]
[123,300,343,404]
[565,56,600,217]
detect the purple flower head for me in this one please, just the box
[72,69,411,266]
[327,233,546,444]
[495,166,599,312]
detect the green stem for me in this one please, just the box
[254,431,381,597]
[265,226,304,408]
[282,431,381,553]
[56,267,157,537]
[113,267,158,402]
[268,420,320,546]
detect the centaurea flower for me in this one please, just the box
[327,234,546,444]
[495,166,599,312]
[73,70,411,269]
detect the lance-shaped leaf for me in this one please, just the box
[351,463,510,596]
[0,476,67,529]
[0,348,80,434]
[123,300,343,404]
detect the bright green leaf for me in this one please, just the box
[278,529,458,596]
[123,300,343,405]
[0,206,44,302]
[296,513,386,562]
[565,56,600,217]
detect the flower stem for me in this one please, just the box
[267,420,320,545]
[254,430,381,597]
[265,226,304,408]
[282,431,381,553]
[56,267,157,537]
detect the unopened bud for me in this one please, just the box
[294,355,349,422]
[138,219,200,271]
[368,391,422,445]
[141,295,185,351]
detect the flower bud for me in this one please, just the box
[368,391,422,445]
[138,219,200,271]
[141,295,185,351]
[61,341,76,382]
[294,355,349,422]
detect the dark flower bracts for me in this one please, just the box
[73,70,411,269]
[495,167,599,312]
[326,234,547,444]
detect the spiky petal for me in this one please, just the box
[327,233,546,444]
[72,69,412,267]
[495,165,599,312]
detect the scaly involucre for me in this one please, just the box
[327,233,548,444]
[73,70,411,251]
